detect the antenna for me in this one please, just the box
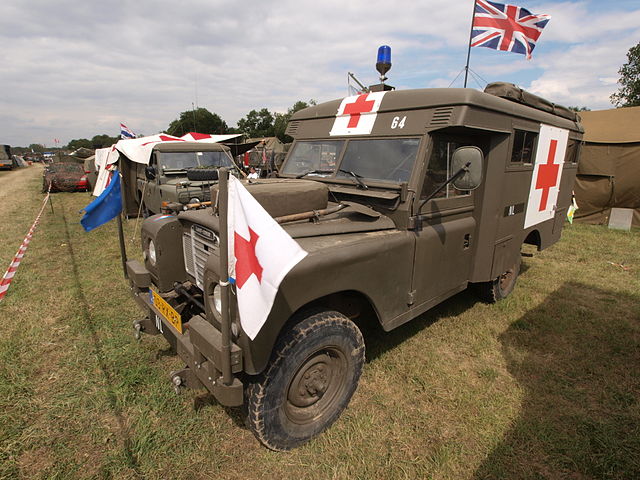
[348,72,369,94]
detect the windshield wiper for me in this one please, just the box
[338,169,368,189]
[295,169,334,179]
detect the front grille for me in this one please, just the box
[183,226,218,289]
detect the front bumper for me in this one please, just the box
[126,259,243,406]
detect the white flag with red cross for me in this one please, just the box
[227,176,308,340]
[524,124,569,229]
[330,91,387,136]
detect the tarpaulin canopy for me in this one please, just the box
[115,132,242,165]
[92,132,242,196]
[574,107,640,227]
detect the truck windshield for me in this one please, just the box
[158,151,234,172]
[281,140,344,177]
[282,138,420,183]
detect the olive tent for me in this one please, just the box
[574,106,640,227]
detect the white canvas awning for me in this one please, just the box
[115,132,243,165]
[92,132,242,196]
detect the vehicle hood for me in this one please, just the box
[178,201,396,240]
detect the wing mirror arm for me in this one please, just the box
[418,162,470,211]
[417,146,484,213]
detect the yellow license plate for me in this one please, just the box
[150,289,182,334]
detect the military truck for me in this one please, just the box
[124,82,582,450]
[119,141,240,217]
[0,145,12,170]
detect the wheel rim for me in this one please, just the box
[285,347,348,425]
[499,267,515,293]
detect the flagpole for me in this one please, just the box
[217,167,233,386]
[117,173,128,279]
[463,0,478,88]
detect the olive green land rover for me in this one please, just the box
[125,82,583,450]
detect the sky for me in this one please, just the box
[1,0,639,148]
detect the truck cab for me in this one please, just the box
[120,142,240,216]
[125,82,582,450]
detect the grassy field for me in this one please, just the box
[0,166,638,479]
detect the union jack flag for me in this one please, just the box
[471,0,550,60]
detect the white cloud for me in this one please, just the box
[0,0,638,146]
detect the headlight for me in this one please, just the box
[212,284,222,314]
[189,197,201,204]
[148,240,157,266]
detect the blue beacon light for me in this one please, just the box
[376,45,392,81]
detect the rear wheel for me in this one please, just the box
[246,310,365,451]
[475,254,521,303]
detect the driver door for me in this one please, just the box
[410,133,488,309]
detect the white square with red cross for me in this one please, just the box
[329,92,387,136]
[524,124,569,229]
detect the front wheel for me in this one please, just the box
[246,310,365,451]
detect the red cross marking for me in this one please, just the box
[343,94,376,128]
[234,227,263,289]
[141,135,185,146]
[535,139,560,211]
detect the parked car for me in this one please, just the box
[43,162,90,192]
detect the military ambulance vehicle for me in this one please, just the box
[125,81,582,450]
[119,141,240,217]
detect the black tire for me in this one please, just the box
[246,310,365,451]
[475,254,521,303]
[186,168,219,181]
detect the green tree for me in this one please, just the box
[67,138,92,150]
[610,42,640,107]
[166,107,229,136]
[28,143,45,153]
[91,134,119,148]
[273,100,316,143]
[236,108,275,138]
[568,106,590,112]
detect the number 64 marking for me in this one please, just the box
[391,116,406,129]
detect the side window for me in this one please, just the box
[421,135,486,200]
[511,129,537,164]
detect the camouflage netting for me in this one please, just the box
[43,162,87,192]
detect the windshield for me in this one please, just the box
[158,151,234,172]
[282,138,420,183]
[281,140,344,176]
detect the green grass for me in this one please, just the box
[1,167,638,479]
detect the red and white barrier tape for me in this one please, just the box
[0,186,51,302]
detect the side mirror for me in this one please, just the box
[145,165,156,180]
[451,146,483,191]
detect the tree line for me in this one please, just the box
[62,100,315,150]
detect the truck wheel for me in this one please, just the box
[246,310,365,451]
[475,255,521,303]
